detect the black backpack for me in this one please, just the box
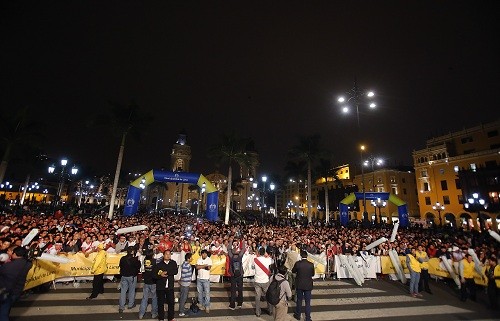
[266,277,285,306]
[232,260,242,277]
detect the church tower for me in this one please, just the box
[171,130,191,171]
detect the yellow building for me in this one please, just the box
[412,119,500,230]
[351,167,419,222]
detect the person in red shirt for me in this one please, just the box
[427,244,437,258]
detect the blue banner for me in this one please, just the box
[123,170,219,221]
[123,186,141,217]
[339,203,349,226]
[398,204,409,228]
[354,192,390,201]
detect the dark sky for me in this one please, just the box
[2,1,499,180]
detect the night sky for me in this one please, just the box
[2,1,499,180]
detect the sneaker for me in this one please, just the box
[205,307,210,313]
[152,314,158,319]
[128,304,136,309]
[237,305,242,309]
[229,306,236,311]
[179,312,185,316]
[118,309,124,313]
[138,315,143,320]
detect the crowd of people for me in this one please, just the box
[0,211,499,321]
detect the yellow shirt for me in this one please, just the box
[461,259,475,279]
[407,254,421,273]
[415,250,429,270]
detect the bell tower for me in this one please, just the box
[171,130,191,172]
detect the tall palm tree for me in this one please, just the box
[209,133,254,225]
[288,134,324,223]
[91,101,153,220]
[0,107,43,184]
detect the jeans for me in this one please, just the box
[295,289,312,321]
[0,294,17,321]
[179,285,189,314]
[197,279,211,308]
[119,276,137,309]
[139,283,158,317]
[409,271,420,294]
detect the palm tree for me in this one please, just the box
[0,107,43,184]
[288,134,324,223]
[91,101,153,220]
[209,133,254,225]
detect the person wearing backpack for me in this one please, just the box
[292,250,314,321]
[267,265,292,321]
[228,240,246,310]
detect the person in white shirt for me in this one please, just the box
[196,249,212,313]
[254,247,274,317]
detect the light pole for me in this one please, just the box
[364,156,383,192]
[270,182,277,218]
[48,158,78,206]
[465,193,487,232]
[370,197,387,225]
[359,145,368,221]
[432,202,445,227]
[337,79,376,129]
[197,182,206,215]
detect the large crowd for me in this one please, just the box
[0,211,499,320]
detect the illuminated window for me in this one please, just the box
[470,163,476,171]
[423,182,430,191]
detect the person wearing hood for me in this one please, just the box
[87,243,107,299]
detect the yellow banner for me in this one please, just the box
[25,252,126,290]
[380,256,409,274]
[382,256,487,286]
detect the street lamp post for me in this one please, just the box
[465,193,487,232]
[48,158,78,207]
[432,202,445,227]
[197,183,206,215]
[364,156,383,192]
[360,145,367,221]
[270,182,277,218]
[337,79,377,130]
[370,197,387,225]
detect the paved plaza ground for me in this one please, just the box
[11,277,499,321]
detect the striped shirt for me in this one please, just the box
[179,261,192,287]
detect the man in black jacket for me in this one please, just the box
[0,246,33,321]
[153,250,178,321]
[292,250,314,321]
[118,246,141,313]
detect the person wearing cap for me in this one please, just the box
[0,246,32,321]
[87,243,107,299]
